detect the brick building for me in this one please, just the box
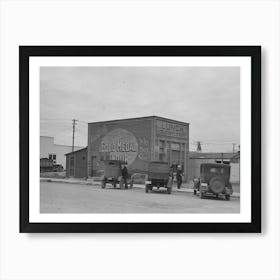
[87,116,190,180]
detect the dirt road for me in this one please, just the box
[40,182,240,213]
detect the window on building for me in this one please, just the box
[159,140,165,153]
[159,153,165,162]
[48,154,57,163]
[159,140,166,161]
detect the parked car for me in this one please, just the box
[53,164,64,172]
[145,161,173,194]
[100,160,133,189]
[193,163,233,200]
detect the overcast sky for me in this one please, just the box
[40,66,240,152]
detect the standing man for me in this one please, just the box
[121,164,128,189]
[176,165,183,189]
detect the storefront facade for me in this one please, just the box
[87,116,189,180]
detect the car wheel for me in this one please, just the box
[101,180,106,189]
[225,195,230,201]
[119,178,124,189]
[209,176,225,194]
[145,184,149,193]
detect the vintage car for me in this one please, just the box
[193,163,233,200]
[145,161,173,194]
[53,164,64,172]
[100,160,133,189]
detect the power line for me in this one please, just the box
[40,118,70,121]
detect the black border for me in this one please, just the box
[19,46,261,233]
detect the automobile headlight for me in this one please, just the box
[145,181,151,184]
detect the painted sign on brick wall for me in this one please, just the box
[99,128,138,166]
[156,120,188,138]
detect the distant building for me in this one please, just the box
[40,136,84,169]
[230,151,240,183]
[188,152,240,183]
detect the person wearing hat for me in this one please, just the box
[121,164,128,189]
[176,165,183,189]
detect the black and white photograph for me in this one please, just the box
[3,1,280,279]
[19,46,261,232]
[40,66,240,214]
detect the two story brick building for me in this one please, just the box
[66,116,190,179]
[87,116,189,180]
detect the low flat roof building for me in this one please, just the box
[40,136,84,169]
[65,147,88,178]
[188,152,239,183]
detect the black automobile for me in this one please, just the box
[193,163,233,200]
[100,160,133,189]
[145,161,173,194]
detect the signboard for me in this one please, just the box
[156,120,188,138]
[171,143,180,150]
[100,128,138,166]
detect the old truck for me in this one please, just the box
[145,161,173,194]
[193,163,233,200]
[100,160,133,189]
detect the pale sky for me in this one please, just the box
[40,66,240,152]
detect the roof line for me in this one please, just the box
[88,116,189,126]
[65,147,88,156]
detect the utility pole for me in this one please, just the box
[232,143,236,154]
[72,119,78,152]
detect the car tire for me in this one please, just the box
[200,191,204,199]
[225,195,230,201]
[194,190,197,195]
[101,180,106,189]
[119,178,124,189]
[145,184,149,193]
[209,176,226,194]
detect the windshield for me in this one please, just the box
[202,165,230,175]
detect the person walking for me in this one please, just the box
[121,164,128,189]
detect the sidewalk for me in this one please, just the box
[40,177,240,198]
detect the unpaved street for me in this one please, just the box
[40,182,240,213]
